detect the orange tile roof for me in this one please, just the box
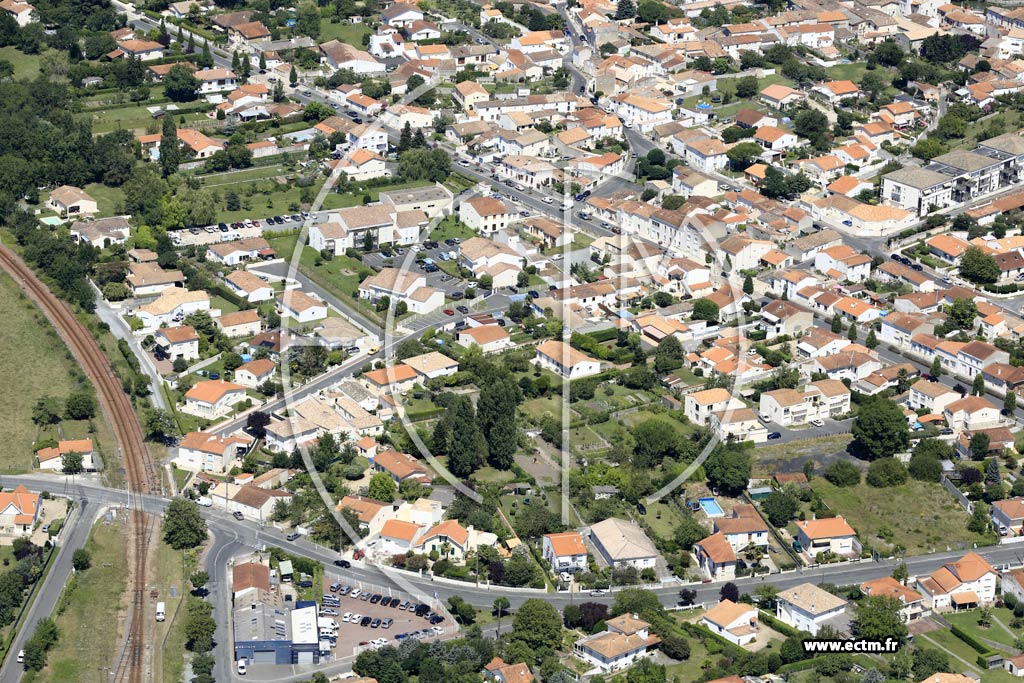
[185,379,246,405]
[416,519,469,547]
[0,485,39,525]
[363,364,418,386]
[545,531,587,556]
[796,516,855,539]
[380,519,423,542]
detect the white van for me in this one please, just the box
[237,658,247,675]
[195,497,213,507]
[156,602,166,622]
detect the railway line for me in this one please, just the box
[0,245,159,683]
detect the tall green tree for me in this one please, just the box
[960,247,1000,284]
[446,395,486,477]
[510,599,563,650]
[159,115,180,177]
[851,397,910,460]
[477,377,522,470]
[852,596,908,643]
[614,0,637,19]
[163,498,208,550]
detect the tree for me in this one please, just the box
[831,313,843,333]
[973,372,985,396]
[986,457,1001,485]
[367,472,398,502]
[909,439,949,482]
[948,297,978,330]
[660,635,690,661]
[735,75,759,98]
[626,660,666,683]
[824,460,861,487]
[62,451,84,475]
[510,599,562,650]
[970,431,991,460]
[191,570,209,591]
[762,491,799,527]
[654,335,683,373]
[64,391,96,420]
[614,0,636,19]
[72,548,91,571]
[968,502,990,534]
[289,64,298,86]
[691,298,719,322]
[720,582,739,603]
[866,458,908,487]
[851,397,910,460]
[726,141,763,170]
[633,419,679,468]
[852,596,908,642]
[960,247,1000,284]
[246,411,271,439]
[159,115,181,177]
[444,395,486,477]
[184,598,216,652]
[705,448,751,496]
[847,321,858,342]
[930,356,943,379]
[163,498,208,550]
[1008,389,1020,415]
[793,109,830,148]
[143,408,176,442]
[164,64,199,102]
[477,377,521,470]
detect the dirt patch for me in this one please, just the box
[752,435,854,477]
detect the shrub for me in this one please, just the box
[824,460,861,487]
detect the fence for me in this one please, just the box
[941,474,973,513]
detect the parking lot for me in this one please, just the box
[316,576,448,659]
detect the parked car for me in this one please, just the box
[809,418,825,427]
[382,618,394,628]
[334,560,351,568]
[371,618,382,628]
[443,308,455,316]
[767,432,782,440]
[360,616,372,627]
[286,532,300,541]
[456,305,469,314]
[370,594,382,604]
[233,511,244,520]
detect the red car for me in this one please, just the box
[443,309,455,316]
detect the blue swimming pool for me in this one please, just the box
[699,497,725,517]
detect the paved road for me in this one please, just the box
[92,288,168,411]
[0,498,98,682]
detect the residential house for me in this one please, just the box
[154,326,199,362]
[402,352,459,382]
[534,340,602,379]
[234,358,276,389]
[373,450,431,485]
[795,516,858,558]
[182,379,248,419]
[206,237,273,266]
[47,185,97,218]
[589,517,658,569]
[685,387,734,426]
[776,583,848,635]
[701,600,759,647]
[917,552,997,610]
[760,300,814,339]
[573,615,661,674]
[860,576,926,622]
[362,364,419,395]
[215,309,262,338]
[413,519,497,563]
[377,519,424,555]
[695,532,738,581]
[276,290,327,324]
[458,325,512,354]
[459,237,521,288]
[542,531,589,573]
[459,197,512,235]
[174,431,252,473]
[359,268,444,315]
[944,396,1001,432]
[226,270,274,303]
[36,439,96,472]
[0,486,40,536]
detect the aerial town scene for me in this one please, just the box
[13,0,1024,680]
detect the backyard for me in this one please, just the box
[0,46,42,79]
[807,478,989,556]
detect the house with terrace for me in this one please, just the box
[795,516,859,559]
[573,615,661,674]
[776,583,848,635]
[701,600,759,646]
[917,552,997,610]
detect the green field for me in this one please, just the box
[431,216,478,242]
[153,539,196,683]
[32,522,127,683]
[0,272,79,471]
[809,478,989,556]
[86,103,213,136]
[0,46,42,79]
[318,19,373,46]
[945,607,1018,648]
[81,183,127,218]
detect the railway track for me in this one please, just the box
[0,245,159,683]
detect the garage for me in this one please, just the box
[251,650,277,664]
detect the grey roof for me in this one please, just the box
[233,602,291,643]
[379,184,453,205]
[931,150,1001,173]
[978,133,1024,157]
[883,166,951,189]
[792,228,842,251]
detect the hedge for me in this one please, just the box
[950,624,994,655]
[586,328,619,343]
[406,406,445,422]
[757,610,803,638]
[680,622,746,659]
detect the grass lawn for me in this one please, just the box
[211,294,240,315]
[945,607,1018,648]
[431,216,478,242]
[33,521,127,683]
[471,466,517,485]
[197,165,289,187]
[664,634,711,682]
[318,19,372,46]
[917,628,986,674]
[171,466,191,491]
[87,104,212,135]
[521,395,564,422]
[641,500,686,541]
[0,272,79,471]
[0,46,42,79]
[617,411,694,439]
[809,478,989,555]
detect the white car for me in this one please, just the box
[342,612,353,623]
[17,650,24,664]
[349,590,361,599]
[559,571,573,583]
[352,614,363,623]
[809,418,824,427]
[542,196,554,204]
[237,658,247,675]
[432,626,444,634]
[458,159,470,167]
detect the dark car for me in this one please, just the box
[450,291,464,300]
[233,511,244,520]
[496,318,506,327]
[637,503,647,515]
[370,618,381,628]
[912,263,924,271]
[456,305,469,314]
[353,117,363,124]
[333,560,351,568]
[528,290,540,299]
[297,579,313,588]
[286,532,300,541]
[768,432,782,440]
[370,594,382,604]
[415,604,430,617]
[360,616,372,627]
[429,615,444,625]
[217,223,228,231]
[444,238,457,246]
[390,597,401,608]
[424,264,439,273]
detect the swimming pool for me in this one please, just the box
[699,497,725,517]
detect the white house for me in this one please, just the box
[684,388,733,426]
[195,67,237,94]
[459,237,521,288]
[135,288,210,329]
[776,583,848,636]
[154,325,200,362]
[534,340,601,379]
[589,518,658,570]
[694,532,737,581]
[206,237,272,266]
[458,325,512,354]
[860,576,926,623]
[542,531,589,573]
[182,379,248,419]
[944,396,1002,432]
[573,614,661,674]
[359,268,444,315]
[795,516,858,558]
[225,270,274,303]
[234,358,276,389]
[36,439,96,472]
[701,600,758,647]
[376,519,424,555]
[459,197,512,235]
[917,552,997,610]
[173,431,253,473]
[276,290,328,324]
